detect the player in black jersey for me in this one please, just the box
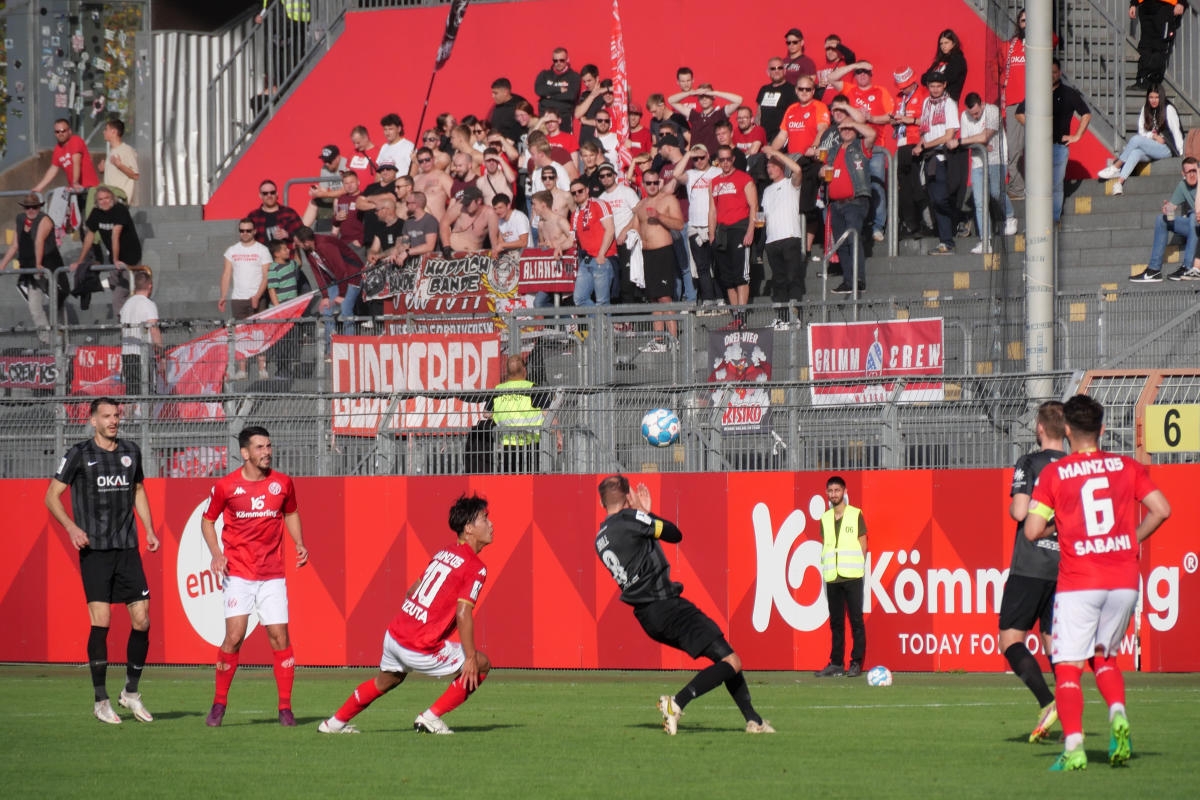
[594,475,773,735]
[45,397,159,725]
[999,400,1067,743]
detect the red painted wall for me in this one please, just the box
[205,0,1111,220]
[6,466,1197,671]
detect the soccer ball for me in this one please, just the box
[866,665,893,686]
[641,408,681,447]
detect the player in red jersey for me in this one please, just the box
[319,494,493,735]
[1026,395,1170,771]
[200,425,309,727]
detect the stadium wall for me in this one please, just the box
[203,0,1111,220]
[5,466,1198,671]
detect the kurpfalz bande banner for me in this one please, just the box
[808,318,944,404]
[330,333,503,436]
[365,250,566,335]
[707,327,773,433]
[0,354,57,389]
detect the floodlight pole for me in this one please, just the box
[1024,2,1055,399]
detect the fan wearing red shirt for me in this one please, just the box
[1025,395,1170,772]
[319,494,494,735]
[842,64,895,241]
[32,118,100,194]
[708,147,757,313]
[772,82,830,159]
[201,426,309,728]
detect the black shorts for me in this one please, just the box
[80,548,150,605]
[642,245,676,300]
[633,596,728,660]
[998,573,1055,634]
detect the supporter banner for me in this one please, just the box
[68,345,123,422]
[609,0,632,170]
[0,353,58,390]
[156,293,314,421]
[517,249,577,293]
[707,327,773,433]
[808,319,944,404]
[164,446,229,478]
[330,333,503,435]
[434,0,469,70]
[5,467,1197,671]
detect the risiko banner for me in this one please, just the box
[329,333,503,436]
[5,468,1197,670]
[808,318,944,404]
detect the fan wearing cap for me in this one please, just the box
[357,158,402,217]
[667,83,743,157]
[627,105,653,159]
[0,193,67,344]
[440,186,500,255]
[890,65,931,238]
[301,144,350,230]
[837,63,896,243]
[913,71,963,255]
[781,28,818,86]
[246,179,303,246]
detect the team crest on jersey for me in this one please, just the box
[269,481,282,495]
[121,455,132,467]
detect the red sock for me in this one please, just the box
[1092,655,1126,709]
[273,647,295,711]
[1053,663,1085,737]
[214,650,239,705]
[428,671,487,718]
[335,678,385,723]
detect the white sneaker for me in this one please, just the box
[1097,165,1120,180]
[657,695,682,736]
[1003,217,1018,236]
[1112,182,1124,196]
[118,690,153,723]
[318,718,360,734]
[94,699,122,725]
[872,229,885,242]
[771,318,793,331]
[746,719,777,734]
[970,242,985,255]
[639,339,669,354]
[413,710,454,735]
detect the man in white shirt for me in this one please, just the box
[759,146,806,327]
[100,118,139,205]
[673,143,723,305]
[492,194,531,252]
[958,92,1017,254]
[597,163,641,304]
[219,220,271,380]
[377,113,415,177]
[119,270,160,395]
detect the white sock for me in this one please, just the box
[1109,703,1126,722]
[1065,733,1084,751]
[324,716,344,730]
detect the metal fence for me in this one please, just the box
[5,292,1200,479]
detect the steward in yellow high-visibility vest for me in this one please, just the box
[489,355,547,472]
[814,475,868,678]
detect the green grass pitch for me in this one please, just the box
[2,666,1197,798]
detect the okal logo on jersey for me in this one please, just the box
[750,497,1183,636]
[177,498,260,646]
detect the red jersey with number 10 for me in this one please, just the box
[388,541,487,654]
[203,470,298,581]
[1030,450,1157,592]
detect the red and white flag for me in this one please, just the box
[609,0,632,171]
[156,293,314,420]
[435,0,470,71]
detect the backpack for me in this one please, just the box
[1185,129,1200,162]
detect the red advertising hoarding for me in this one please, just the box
[5,467,1198,671]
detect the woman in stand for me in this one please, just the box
[1098,85,1184,196]
[927,29,968,103]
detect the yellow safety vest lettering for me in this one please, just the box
[820,506,865,580]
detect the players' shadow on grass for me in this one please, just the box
[627,721,739,734]
[1033,748,1148,766]
[247,714,326,726]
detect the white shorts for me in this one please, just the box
[223,576,289,625]
[1051,588,1137,662]
[379,631,464,678]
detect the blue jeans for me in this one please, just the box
[970,163,1015,237]
[1118,134,1172,180]
[323,283,361,341]
[1052,143,1068,222]
[573,256,613,306]
[868,149,888,234]
[672,229,696,302]
[1148,212,1198,272]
